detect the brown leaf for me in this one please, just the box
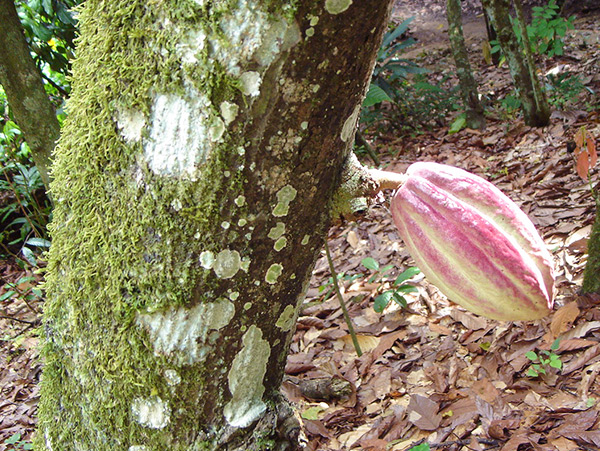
[407,394,441,431]
[562,430,600,447]
[471,379,500,404]
[563,344,600,375]
[450,310,487,330]
[576,150,590,180]
[556,338,596,352]
[550,302,580,337]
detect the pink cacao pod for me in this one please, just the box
[391,162,554,321]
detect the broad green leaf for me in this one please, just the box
[448,114,466,134]
[525,351,538,361]
[361,257,379,271]
[374,291,393,313]
[363,84,392,108]
[26,237,51,248]
[394,267,420,286]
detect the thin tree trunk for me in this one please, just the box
[481,0,550,127]
[446,0,486,130]
[482,8,501,65]
[36,1,393,449]
[0,0,59,188]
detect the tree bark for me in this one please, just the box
[446,0,486,130]
[36,1,393,449]
[0,0,59,188]
[481,0,550,127]
[583,203,600,293]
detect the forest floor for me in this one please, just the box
[1,3,600,451]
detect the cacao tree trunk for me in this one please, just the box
[0,0,60,188]
[36,1,393,449]
[481,0,550,127]
[583,204,600,293]
[446,0,486,130]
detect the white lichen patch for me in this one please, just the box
[175,28,206,64]
[301,121,308,130]
[268,222,286,240]
[129,446,149,451]
[239,71,262,97]
[234,195,246,207]
[241,257,251,272]
[265,263,283,284]
[274,237,287,252]
[115,107,146,143]
[210,117,226,142]
[213,249,242,279]
[223,325,271,427]
[131,396,170,429]
[301,234,310,245]
[341,104,361,142]
[325,0,353,14]
[200,250,215,269]
[137,298,235,364]
[244,302,252,311]
[220,101,239,125]
[144,91,220,179]
[273,185,297,217]
[221,221,230,230]
[229,291,240,301]
[164,369,181,386]
[276,304,297,331]
[171,198,183,211]
[211,2,299,76]
[238,218,247,227]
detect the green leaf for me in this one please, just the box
[409,444,430,451]
[448,114,466,134]
[381,16,415,49]
[301,406,323,420]
[396,285,418,294]
[26,237,51,248]
[551,338,560,351]
[527,367,539,377]
[5,433,21,445]
[21,247,37,267]
[392,293,407,308]
[0,290,16,301]
[549,355,562,370]
[525,351,538,361]
[394,267,420,286]
[361,257,379,271]
[363,84,392,108]
[374,291,394,313]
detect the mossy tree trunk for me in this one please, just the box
[481,0,551,127]
[0,0,59,188]
[36,1,393,450]
[446,0,485,130]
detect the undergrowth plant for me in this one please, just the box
[526,339,562,377]
[361,257,420,313]
[360,18,460,135]
[4,433,33,451]
[490,0,575,60]
[0,106,52,259]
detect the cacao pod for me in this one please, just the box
[391,162,554,321]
